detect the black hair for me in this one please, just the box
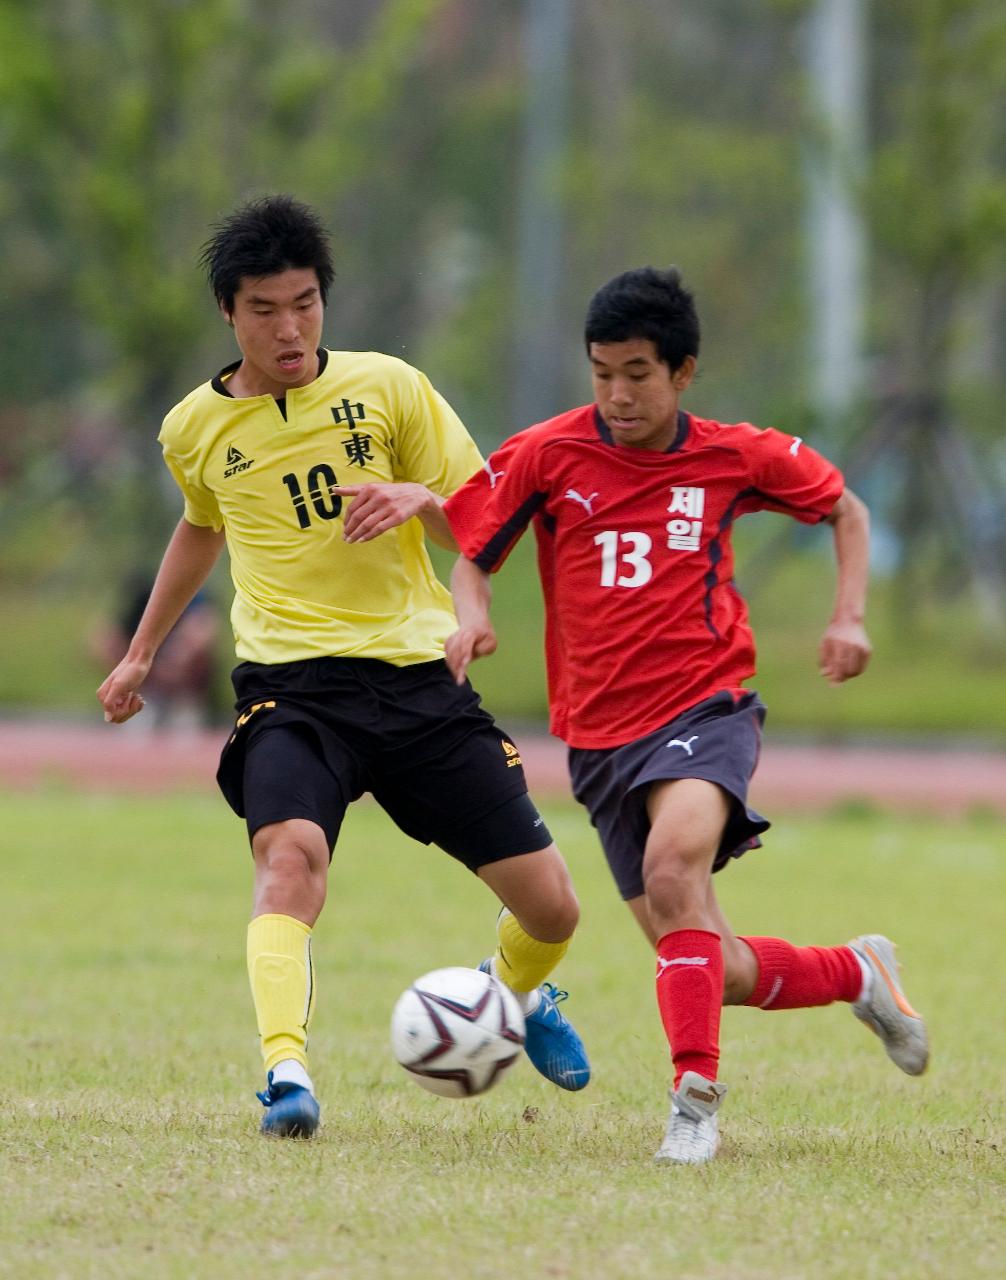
[200,195,335,312]
[584,266,700,371]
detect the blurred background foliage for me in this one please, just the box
[1,0,1004,737]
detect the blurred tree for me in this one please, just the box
[864,0,1006,628]
[0,0,446,552]
[1,0,1003,618]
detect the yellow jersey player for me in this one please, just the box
[97,195,589,1137]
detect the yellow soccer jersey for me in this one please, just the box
[158,349,484,666]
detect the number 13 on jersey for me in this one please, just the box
[594,530,654,587]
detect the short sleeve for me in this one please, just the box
[161,449,224,531]
[735,426,844,524]
[444,429,547,572]
[392,369,484,497]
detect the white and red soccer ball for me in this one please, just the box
[390,966,526,1098]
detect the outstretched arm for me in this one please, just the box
[96,519,225,722]
[819,488,872,684]
[332,484,457,550]
[444,556,498,685]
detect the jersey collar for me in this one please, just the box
[211,348,329,398]
[592,405,690,453]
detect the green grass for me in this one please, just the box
[2,791,1003,1278]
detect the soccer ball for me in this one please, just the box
[390,966,526,1098]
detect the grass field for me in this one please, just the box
[2,790,1003,1279]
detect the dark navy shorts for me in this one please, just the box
[567,690,770,900]
[216,656,552,873]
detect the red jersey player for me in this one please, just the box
[443,266,929,1165]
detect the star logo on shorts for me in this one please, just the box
[229,700,276,742]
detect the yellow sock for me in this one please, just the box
[493,908,571,993]
[246,913,316,1074]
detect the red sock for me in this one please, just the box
[655,929,724,1088]
[741,936,862,1009]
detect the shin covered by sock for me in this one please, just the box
[246,913,316,1073]
[655,929,724,1088]
[740,936,862,1010]
[492,907,571,994]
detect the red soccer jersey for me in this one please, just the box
[444,405,844,749]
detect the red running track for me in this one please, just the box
[1,721,1003,817]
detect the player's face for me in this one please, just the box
[224,267,324,396]
[590,339,696,451]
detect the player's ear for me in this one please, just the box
[219,301,234,327]
[673,355,697,390]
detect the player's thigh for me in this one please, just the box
[372,693,545,871]
[241,723,352,855]
[644,777,732,868]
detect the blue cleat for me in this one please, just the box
[256,1071,320,1138]
[479,960,590,1091]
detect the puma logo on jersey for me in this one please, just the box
[565,489,598,516]
[665,734,699,756]
[224,445,255,477]
[789,436,803,456]
[484,459,505,489]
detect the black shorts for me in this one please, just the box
[567,690,770,900]
[216,656,552,873]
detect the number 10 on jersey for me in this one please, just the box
[282,464,343,529]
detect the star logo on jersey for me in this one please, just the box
[501,739,523,768]
[564,489,598,516]
[224,445,255,478]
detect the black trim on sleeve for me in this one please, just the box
[743,485,834,521]
[472,491,549,571]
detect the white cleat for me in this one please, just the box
[849,934,929,1076]
[654,1071,727,1166]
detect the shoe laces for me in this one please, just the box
[666,1109,714,1156]
[256,1071,278,1107]
[541,982,569,1004]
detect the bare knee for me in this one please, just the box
[252,819,329,925]
[642,854,710,937]
[479,845,580,942]
[540,885,580,942]
[515,872,580,943]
